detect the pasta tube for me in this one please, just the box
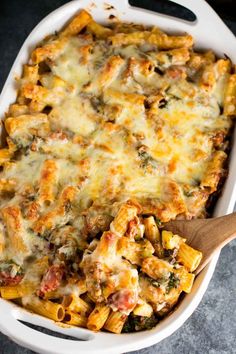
[153,47,190,68]
[110,203,138,236]
[1,205,30,255]
[63,310,87,327]
[86,21,113,38]
[200,151,227,192]
[5,113,49,139]
[143,216,161,243]
[62,294,92,315]
[87,304,110,331]
[38,159,58,205]
[142,256,173,279]
[162,230,183,250]
[110,31,193,49]
[0,149,12,166]
[0,282,35,300]
[224,74,236,116]
[31,37,68,64]
[118,237,154,265]
[0,230,5,253]
[83,56,124,94]
[177,242,202,272]
[22,64,39,84]
[24,296,65,321]
[8,103,29,117]
[61,10,92,37]
[180,271,195,293]
[104,311,127,334]
[133,300,153,317]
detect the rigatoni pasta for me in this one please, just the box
[0,201,202,333]
[0,8,235,334]
[63,311,87,327]
[23,296,65,322]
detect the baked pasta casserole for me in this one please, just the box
[0,9,235,333]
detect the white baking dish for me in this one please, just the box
[0,1,236,353]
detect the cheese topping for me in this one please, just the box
[1,26,232,226]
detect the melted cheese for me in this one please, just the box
[49,96,98,135]
[3,152,46,187]
[0,20,232,268]
[52,37,91,89]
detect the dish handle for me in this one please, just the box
[0,300,106,354]
[168,0,225,25]
[128,0,227,29]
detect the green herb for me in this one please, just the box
[168,93,181,101]
[0,261,23,277]
[183,190,194,197]
[166,53,173,61]
[41,229,52,239]
[155,217,162,227]
[134,233,142,241]
[150,275,168,287]
[151,280,161,288]
[136,315,159,331]
[166,272,180,293]
[163,249,174,258]
[140,240,154,258]
[142,274,167,288]
[173,263,178,270]
[138,149,150,160]
[65,201,72,213]
[94,56,106,70]
[122,314,159,333]
[122,318,134,333]
[138,148,159,171]
[90,96,104,114]
[193,178,201,186]
[12,138,24,150]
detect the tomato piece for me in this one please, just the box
[108,289,137,312]
[0,272,23,286]
[39,264,64,296]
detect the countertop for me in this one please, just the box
[0,1,236,353]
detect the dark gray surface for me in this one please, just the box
[0,1,236,353]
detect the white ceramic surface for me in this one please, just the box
[0,1,236,353]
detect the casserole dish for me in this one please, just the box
[0,0,236,353]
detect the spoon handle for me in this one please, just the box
[195,213,236,274]
[165,213,236,275]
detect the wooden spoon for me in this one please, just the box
[164,212,236,275]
